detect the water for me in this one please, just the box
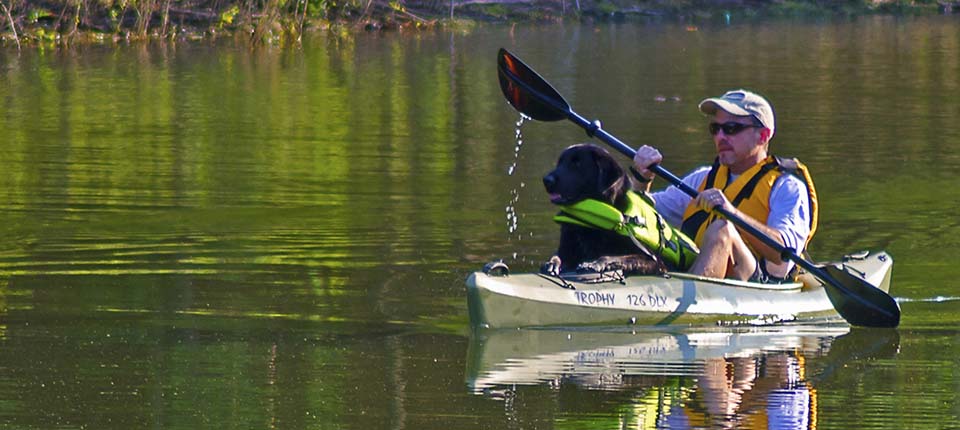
[0,16,959,429]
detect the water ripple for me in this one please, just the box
[896,296,960,303]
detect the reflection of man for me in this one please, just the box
[685,353,813,428]
[698,357,757,427]
[764,354,811,429]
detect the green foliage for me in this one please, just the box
[26,7,55,23]
[220,5,240,26]
[872,0,939,14]
[307,0,333,18]
[30,26,58,41]
[594,0,619,15]
[0,0,953,45]
[472,3,508,18]
[770,0,822,17]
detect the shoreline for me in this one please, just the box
[0,0,953,48]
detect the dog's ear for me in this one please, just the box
[595,151,630,204]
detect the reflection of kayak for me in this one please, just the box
[466,251,893,328]
[465,325,851,393]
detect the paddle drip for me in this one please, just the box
[506,114,529,176]
[505,189,519,234]
[895,296,960,303]
[504,114,530,237]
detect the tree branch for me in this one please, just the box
[0,0,19,51]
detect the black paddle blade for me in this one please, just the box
[822,264,901,328]
[497,48,569,122]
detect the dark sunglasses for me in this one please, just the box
[708,122,760,136]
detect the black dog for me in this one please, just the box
[541,143,665,276]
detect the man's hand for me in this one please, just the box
[696,188,733,213]
[632,145,662,182]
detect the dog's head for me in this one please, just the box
[543,143,631,206]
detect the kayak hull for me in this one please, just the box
[466,251,893,328]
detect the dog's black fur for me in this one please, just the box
[541,144,665,276]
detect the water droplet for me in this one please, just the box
[504,114,529,238]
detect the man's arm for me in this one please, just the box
[764,174,813,260]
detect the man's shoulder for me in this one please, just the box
[687,165,713,175]
[772,171,807,189]
[681,165,712,183]
[771,160,811,192]
[770,172,810,203]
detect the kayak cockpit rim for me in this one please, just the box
[663,272,804,291]
[544,269,805,291]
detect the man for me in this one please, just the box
[632,89,818,283]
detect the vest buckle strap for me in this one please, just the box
[624,215,646,228]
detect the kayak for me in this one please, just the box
[466,251,893,328]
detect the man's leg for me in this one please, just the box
[689,219,757,280]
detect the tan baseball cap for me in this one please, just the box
[698,89,775,139]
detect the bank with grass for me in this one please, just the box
[0,0,954,47]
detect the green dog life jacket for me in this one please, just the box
[554,191,700,271]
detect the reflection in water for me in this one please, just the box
[0,277,7,339]
[467,326,899,429]
[695,354,810,429]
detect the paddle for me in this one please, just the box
[496,48,901,328]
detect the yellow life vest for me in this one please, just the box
[679,156,819,256]
[555,190,700,270]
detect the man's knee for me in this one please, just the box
[701,219,756,280]
[703,219,736,245]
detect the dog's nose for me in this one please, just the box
[543,173,556,191]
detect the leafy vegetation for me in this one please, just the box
[0,0,952,46]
